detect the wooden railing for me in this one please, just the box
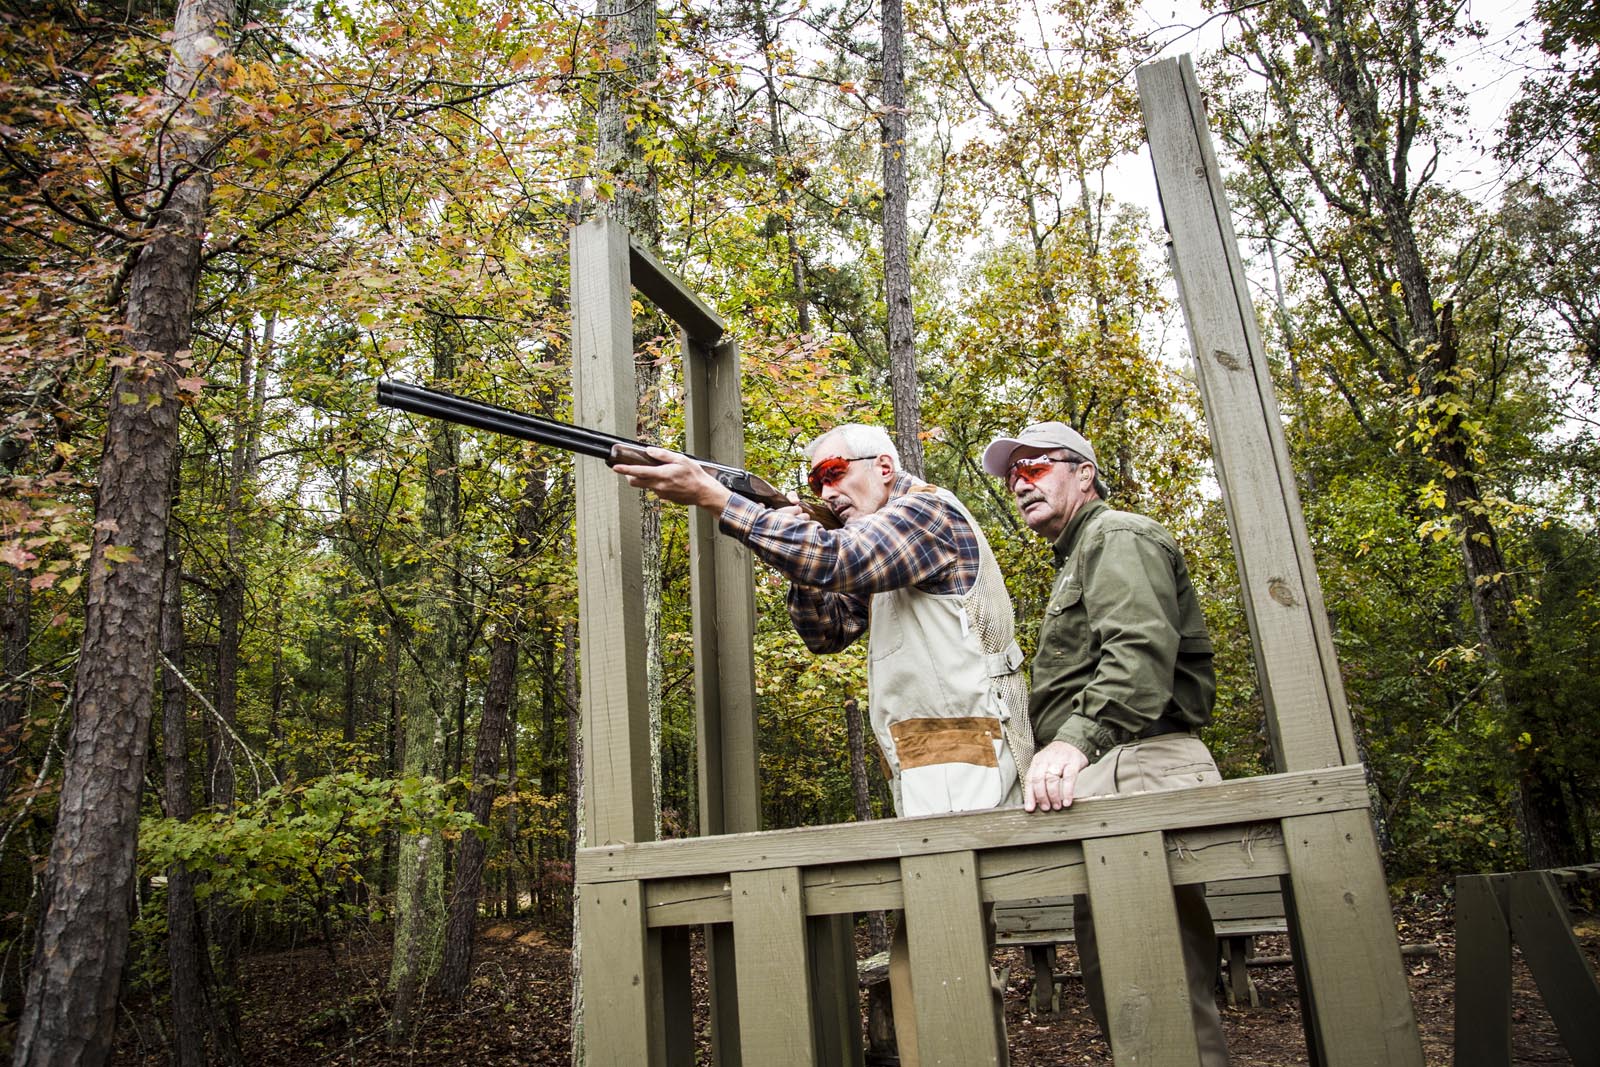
[575,765,1421,1066]
[1455,863,1600,1065]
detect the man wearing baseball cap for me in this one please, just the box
[983,421,1230,1066]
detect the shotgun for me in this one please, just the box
[377,380,843,529]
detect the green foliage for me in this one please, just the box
[140,773,473,921]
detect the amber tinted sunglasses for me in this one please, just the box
[807,455,877,494]
[1005,456,1077,488]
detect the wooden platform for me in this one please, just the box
[576,766,1420,1065]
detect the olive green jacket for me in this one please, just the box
[1028,499,1216,762]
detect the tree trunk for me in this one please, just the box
[436,469,542,1002]
[1272,0,1579,868]
[385,342,459,1040]
[503,712,520,920]
[0,570,28,800]
[847,697,894,1053]
[880,0,924,477]
[11,3,233,1063]
[160,514,206,1067]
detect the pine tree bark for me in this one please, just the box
[11,2,233,1063]
[881,0,924,477]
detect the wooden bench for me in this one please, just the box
[994,875,1287,1012]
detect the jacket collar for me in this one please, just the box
[1052,498,1107,566]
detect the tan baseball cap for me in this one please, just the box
[982,421,1099,476]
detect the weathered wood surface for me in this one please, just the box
[578,879,658,1065]
[1084,832,1202,1065]
[628,239,725,340]
[1136,54,1355,773]
[684,334,760,838]
[570,216,655,846]
[994,873,1288,944]
[901,852,1004,1066]
[1282,809,1424,1066]
[578,767,1367,886]
[682,333,758,1067]
[731,867,817,1065]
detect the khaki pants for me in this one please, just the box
[1073,733,1231,1067]
[887,907,1009,1067]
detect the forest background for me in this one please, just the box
[1,0,1598,1061]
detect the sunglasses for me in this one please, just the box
[1006,456,1077,488]
[807,455,877,495]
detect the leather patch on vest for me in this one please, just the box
[889,716,1002,769]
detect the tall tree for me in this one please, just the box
[11,0,235,1062]
[880,0,925,476]
[1211,0,1581,866]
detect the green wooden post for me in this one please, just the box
[1281,810,1423,1066]
[901,851,1004,1066]
[732,867,818,1064]
[684,321,760,1066]
[1082,832,1201,1066]
[1452,874,1512,1066]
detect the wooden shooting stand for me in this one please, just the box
[569,55,1425,1066]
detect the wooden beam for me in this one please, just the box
[639,824,1295,928]
[579,880,660,1066]
[1136,54,1354,772]
[732,867,818,1065]
[901,851,1005,1066]
[578,766,1369,885]
[684,334,761,837]
[1281,809,1424,1066]
[571,216,655,845]
[629,240,725,341]
[1083,831,1202,1066]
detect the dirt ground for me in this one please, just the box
[112,895,1597,1065]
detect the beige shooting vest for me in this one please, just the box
[866,484,1034,817]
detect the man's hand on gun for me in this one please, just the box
[614,447,808,518]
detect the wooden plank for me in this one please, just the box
[1205,874,1283,896]
[731,867,817,1065]
[644,874,733,926]
[629,240,725,341]
[900,851,1004,1066]
[1136,54,1354,772]
[1506,869,1600,1063]
[579,880,659,1066]
[706,923,742,1067]
[654,925,696,1066]
[808,914,864,1067]
[1451,874,1512,1067]
[577,766,1368,884]
[804,860,903,914]
[684,334,760,838]
[1082,832,1202,1066]
[1281,810,1424,1066]
[570,216,655,846]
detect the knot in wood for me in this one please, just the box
[1212,348,1242,371]
[1267,578,1297,607]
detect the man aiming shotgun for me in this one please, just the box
[613,424,1031,1067]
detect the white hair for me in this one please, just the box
[805,424,901,470]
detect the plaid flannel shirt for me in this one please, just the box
[716,472,982,653]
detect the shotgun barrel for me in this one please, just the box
[377,380,842,528]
